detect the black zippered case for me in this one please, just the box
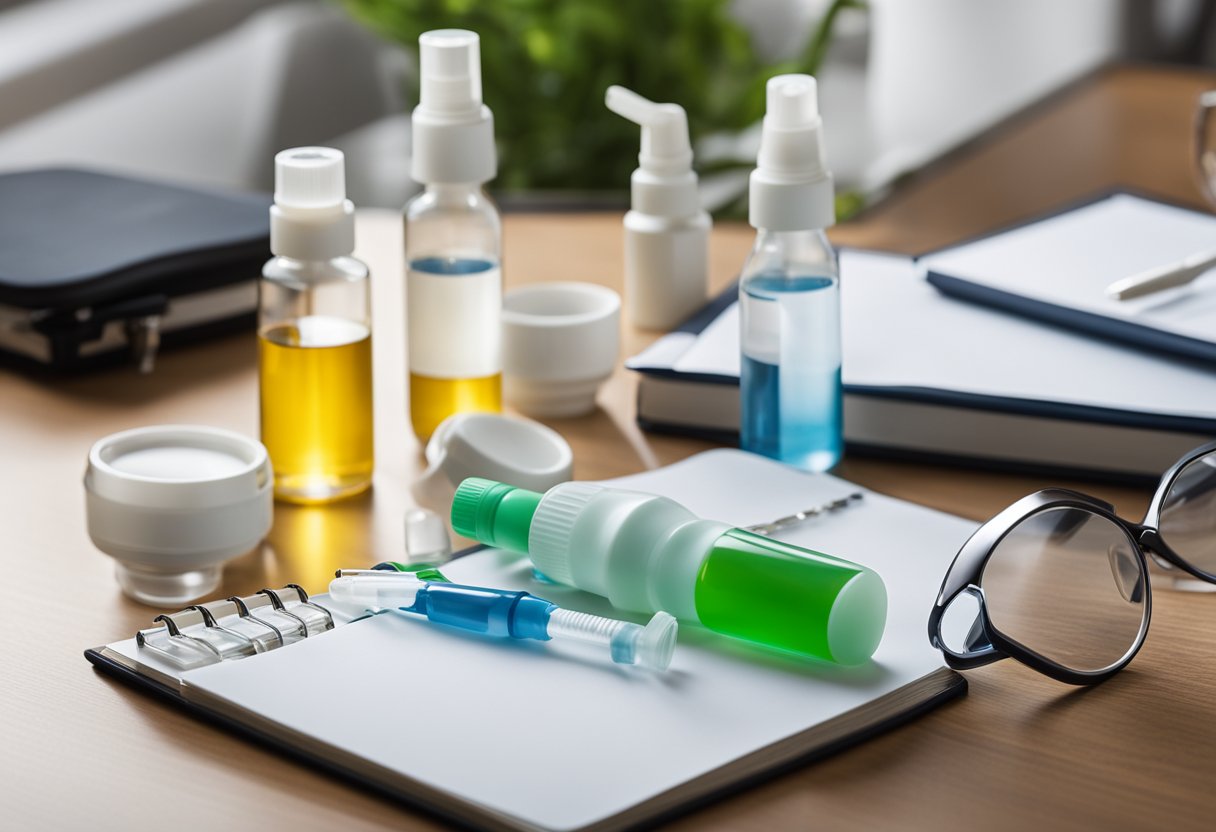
[0,168,270,373]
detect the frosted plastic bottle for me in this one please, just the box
[451,477,888,665]
[740,75,841,473]
[259,147,373,503]
[405,29,503,441]
[605,86,710,330]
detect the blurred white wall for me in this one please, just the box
[0,0,1132,206]
[866,0,1122,188]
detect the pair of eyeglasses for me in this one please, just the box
[929,441,1216,685]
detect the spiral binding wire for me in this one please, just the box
[135,585,335,669]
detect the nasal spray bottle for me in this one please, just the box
[405,30,502,440]
[451,478,887,664]
[740,75,841,472]
[259,147,373,503]
[605,86,710,330]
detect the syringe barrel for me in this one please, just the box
[547,608,678,670]
[413,584,555,640]
[547,607,635,652]
[329,574,423,610]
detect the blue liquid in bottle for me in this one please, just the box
[740,272,842,472]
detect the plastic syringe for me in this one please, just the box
[328,573,678,671]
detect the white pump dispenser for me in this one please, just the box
[606,85,710,331]
[749,74,834,232]
[411,29,496,186]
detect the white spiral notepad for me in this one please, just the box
[87,450,975,832]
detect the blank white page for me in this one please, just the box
[920,194,1216,342]
[657,250,1216,421]
[181,450,975,832]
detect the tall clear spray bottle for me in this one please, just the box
[259,147,374,503]
[405,29,502,441]
[739,75,841,472]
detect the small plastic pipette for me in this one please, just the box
[328,573,678,671]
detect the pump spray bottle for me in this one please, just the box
[405,29,502,441]
[605,86,710,330]
[739,75,840,472]
[259,147,374,503]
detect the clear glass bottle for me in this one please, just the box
[259,147,374,503]
[405,29,502,441]
[404,183,502,440]
[739,73,841,472]
[739,229,842,472]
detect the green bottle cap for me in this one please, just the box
[450,477,543,553]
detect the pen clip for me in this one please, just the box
[746,492,864,536]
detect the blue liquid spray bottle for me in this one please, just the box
[739,75,841,473]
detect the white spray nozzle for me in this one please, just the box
[749,73,833,231]
[605,85,693,174]
[419,29,483,117]
[756,74,826,180]
[766,74,819,129]
[274,147,347,211]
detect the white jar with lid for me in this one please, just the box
[84,425,273,605]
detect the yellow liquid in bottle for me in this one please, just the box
[259,316,374,504]
[409,372,502,441]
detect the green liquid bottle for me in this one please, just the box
[451,478,887,664]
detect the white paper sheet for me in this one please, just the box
[176,450,975,832]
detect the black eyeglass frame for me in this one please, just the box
[928,440,1216,686]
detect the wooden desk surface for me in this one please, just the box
[3,65,1215,830]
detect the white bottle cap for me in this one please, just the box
[411,412,573,515]
[411,29,496,185]
[404,508,453,564]
[605,85,700,218]
[84,425,273,605]
[270,146,356,260]
[749,74,835,232]
[419,29,483,117]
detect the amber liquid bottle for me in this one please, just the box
[259,147,373,503]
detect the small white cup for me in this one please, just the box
[502,281,621,417]
[84,425,273,605]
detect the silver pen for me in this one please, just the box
[1106,249,1216,301]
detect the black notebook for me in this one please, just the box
[0,168,269,372]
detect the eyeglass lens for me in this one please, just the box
[980,507,1147,673]
[938,588,986,656]
[1159,450,1216,577]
